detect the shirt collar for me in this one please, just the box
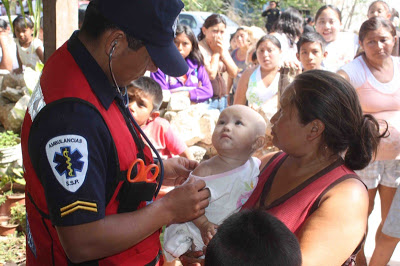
[67,31,118,109]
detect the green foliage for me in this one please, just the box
[0,231,25,264]
[10,202,26,228]
[280,0,323,17]
[2,0,42,38]
[0,131,19,148]
[1,0,14,33]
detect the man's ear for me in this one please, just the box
[296,52,300,61]
[104,30,125,57]
[307,119,325,141]
[323,51,328,59]
[149,111,160,121]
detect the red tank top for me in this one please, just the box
[243,152,358,234]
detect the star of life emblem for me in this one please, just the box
[46,135,88,193]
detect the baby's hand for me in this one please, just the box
[198,220,218,245]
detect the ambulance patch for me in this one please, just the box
[46,135,88,192]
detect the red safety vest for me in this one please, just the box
[21,42,162,265]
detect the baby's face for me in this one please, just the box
[212,107,260,154]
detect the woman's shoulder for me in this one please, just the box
[259,151,282,170]
[321,174,368,208]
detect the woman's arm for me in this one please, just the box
[220,50,238,78]
[0,35,13,71]
[204,53,221,80]
[233,66,255,105]
[150,70,169,90]
[297,178,368,265]
[189,64,213,102]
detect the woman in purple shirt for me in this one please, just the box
[151,24,212,103]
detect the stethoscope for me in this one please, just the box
[108,41,164,197]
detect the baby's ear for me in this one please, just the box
[252,135,266,151]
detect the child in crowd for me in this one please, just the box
[205,210,302,266]
[13,15,44,72]
[163,105,267,261]
[315,5,359,71]
[151,24,212,104]
[127,77,194,161]
[296,31,327,72]
[367,1,399,56]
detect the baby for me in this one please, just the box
[163,105,267,261]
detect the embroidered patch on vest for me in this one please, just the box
[26,212,37,257]
[27,76,46,121]
[60,200,98,217]
[46,135,88,193]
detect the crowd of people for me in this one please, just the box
[19,0,400,265]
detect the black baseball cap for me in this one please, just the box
[98,0,188,77]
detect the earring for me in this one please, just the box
[311,126,318,132]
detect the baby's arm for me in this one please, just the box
[192,214,218,246]
[191,161,218,245]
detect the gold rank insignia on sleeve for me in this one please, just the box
[60,200,98,217]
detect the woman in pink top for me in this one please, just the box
[338,17,400,266]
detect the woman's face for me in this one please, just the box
[270,87,308,153]
[174,33,192,59]
[203,23,226,43]
[367,2,391,19]
[256,40,281,71]
[361,27,395,61]
[315,8,342,43]
[234,30,249,49]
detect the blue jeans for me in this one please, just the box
[207,96,228,112]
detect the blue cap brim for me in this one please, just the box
[146,41,188,77]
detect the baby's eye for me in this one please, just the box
[235,120,243,125]
[218,120,225,125]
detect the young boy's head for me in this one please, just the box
[212,105,266,157]
[296,32,327,71]
[127,77,163,126]
[368,1,391,19]
[205,210,302,266]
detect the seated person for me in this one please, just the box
[151,24,212,104]
[163,105,267,261]
[127,76,194,161]
[13,15,44,72]
[205,209,302,266]
[296,31,327,72]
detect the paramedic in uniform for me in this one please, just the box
[20,0,210,265]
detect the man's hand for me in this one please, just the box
[162,157,198,186]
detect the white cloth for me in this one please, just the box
[16,38,43,69]
[323,31,359,72]
[246,65,280,113]
[272,32,298,64]
[163,157,260,261]
[340,56,400,94]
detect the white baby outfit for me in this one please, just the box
[163,157,260,261]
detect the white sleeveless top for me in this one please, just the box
[246,65,280,109]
